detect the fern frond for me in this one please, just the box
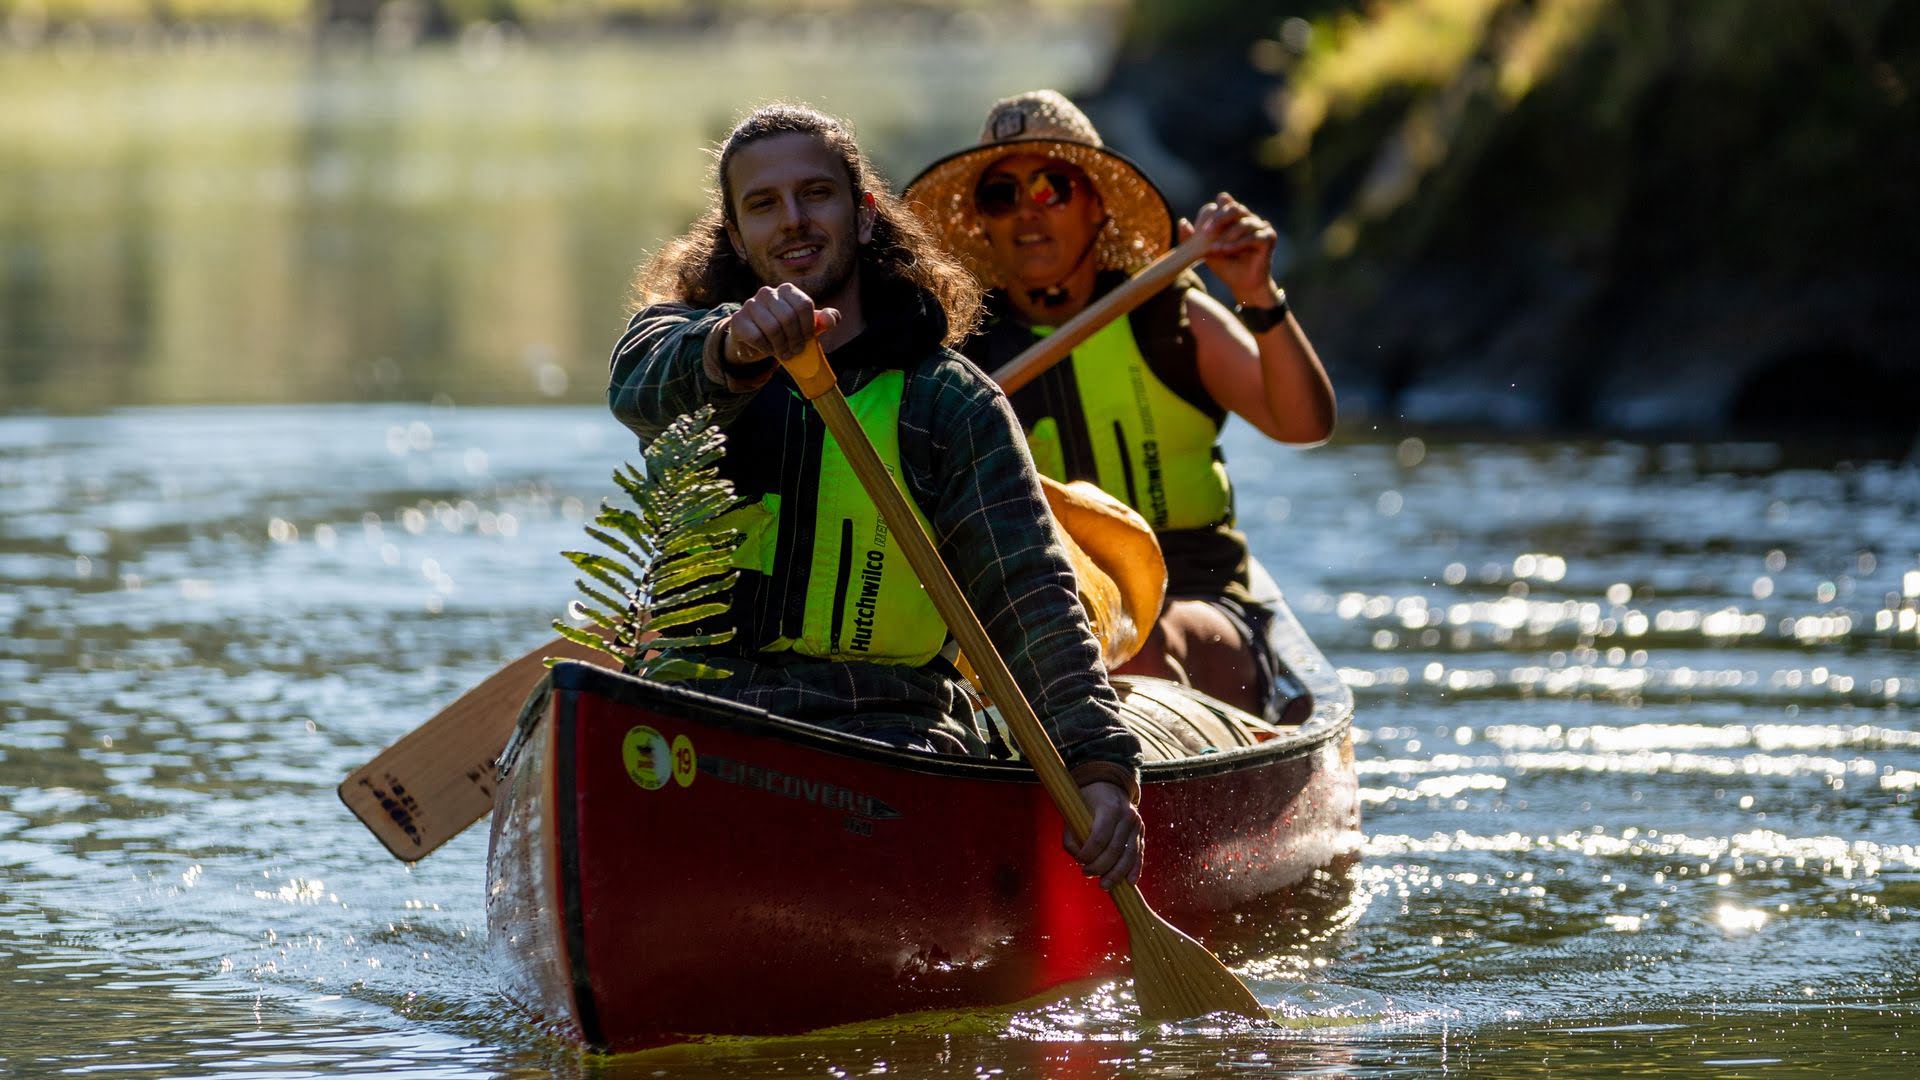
[561,550,644,592]
[551,405,744,681]
[581,524,642,564]
[594,506,649,544]
[632,656,738,683]
[658,527,743,562]
[551,621,617,658]
[651,550,739,596]
[571,580,636,623]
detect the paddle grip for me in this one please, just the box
[781,337,837,399]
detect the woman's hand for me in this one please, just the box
[1064,779,1144,889]
[1178,192,1280,307]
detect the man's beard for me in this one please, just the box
[747,238,860,305]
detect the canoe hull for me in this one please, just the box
[488,585,1359,1051]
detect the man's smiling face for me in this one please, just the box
[725,132,872,306]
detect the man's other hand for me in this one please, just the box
[1064,779,1144,890]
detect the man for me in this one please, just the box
[906,91,1336,722]
[609,104,1143,888]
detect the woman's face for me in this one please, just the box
[974,153,1105,290]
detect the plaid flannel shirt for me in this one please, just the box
[607,296,1141,797]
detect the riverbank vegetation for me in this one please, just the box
[1109,0,1918,437]
[0,27,1110,410]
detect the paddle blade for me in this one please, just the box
[1117,885,1267,1024]
[338,635,604,861]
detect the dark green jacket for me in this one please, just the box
[608,277,1141,795]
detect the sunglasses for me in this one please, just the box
[974,169,1083,218]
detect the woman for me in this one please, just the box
[906,90,1335,722]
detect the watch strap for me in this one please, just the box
[1233,291,1290,333]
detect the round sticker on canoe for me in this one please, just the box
[622,725,670,791]
[671,734,696,788]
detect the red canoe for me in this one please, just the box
[486,592,1359,1052]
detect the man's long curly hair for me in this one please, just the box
[631,104,982,348]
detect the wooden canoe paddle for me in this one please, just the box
[780,338,1264,1024]
[335,481,1158,862]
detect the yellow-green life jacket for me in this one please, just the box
[1017,300,1233,532]
[707,369,949,666]
[972,274,1256,601]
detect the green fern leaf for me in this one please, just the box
[644,630,739,653]
[642,601,733,634]
[596,506,647,542]
[551,621,616,657]
[561,551,643,592]
[572,580,635,621]
[651,550,739,596]
[650,572,739,612]
[581,524,642,563]
[633,656,737,683]
[658,526,739,560]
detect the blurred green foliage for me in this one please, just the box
[1118,0,1342,53]
[0,0,1115,32]
[0,30,1112,409]
[1268,0,1916,274]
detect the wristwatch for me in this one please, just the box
[1233,290,1290,333]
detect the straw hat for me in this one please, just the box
[904,90,1175,288]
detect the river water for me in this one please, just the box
[3,406,1915,1075]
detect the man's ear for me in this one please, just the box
[857,192,877,245]
[725,220,747,261]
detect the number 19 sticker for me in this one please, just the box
[670,734,696,788]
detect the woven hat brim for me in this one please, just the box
[904,137,1175,289]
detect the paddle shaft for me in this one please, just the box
[783,340,1264,1022]
[781,340,1093,840]
[990,232,1211,395]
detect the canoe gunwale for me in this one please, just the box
[544,589,1351,786]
